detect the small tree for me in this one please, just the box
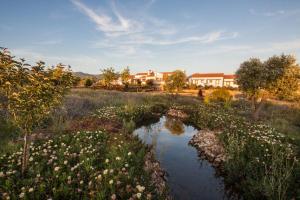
[0,48,74,174]
[120,67,131,85]
[236,54,300,120]
[165,70,186,93]
[84,78,93,87]
[101,67,118,88]
[146,79,154,87]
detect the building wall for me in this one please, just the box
[189,77,224,87]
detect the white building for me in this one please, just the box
[188,73,238,88]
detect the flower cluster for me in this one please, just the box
[0,130,159,199]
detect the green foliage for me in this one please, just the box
[120,67,131,85]
[0,130,163,199]
[0,48,74,172]
[236,54,300,119]
[204,88,232,108]
[84,78,93,87]
[101,67,118,87]
[165,70,186,93]
[184,104,298,199]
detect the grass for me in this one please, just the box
[1,88,300,199]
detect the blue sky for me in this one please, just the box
[1,0,300,74]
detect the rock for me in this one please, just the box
[166,109,188,119]
[189,130,226,169]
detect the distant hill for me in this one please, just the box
[72,72,102,79]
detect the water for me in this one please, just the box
[133,116,230,200]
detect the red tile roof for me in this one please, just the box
[190,73,224,78]
[223,74,236,79]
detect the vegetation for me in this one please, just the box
[0,48,73,173]
[120,67,131,86]
[204,88,232,108]
[165,70,186,93]
[101,67,118,88]
[84,78,94,87]
[236,54,300,120]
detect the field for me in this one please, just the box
[1,88,300,199]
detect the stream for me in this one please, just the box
[133,116,230,200]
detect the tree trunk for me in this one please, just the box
[21,132,30,175]
[251,95,256,112]
[252,98,265,120]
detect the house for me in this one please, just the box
[223,74,238,88]
[188,73,224,87]
[133,70,175,87]
[188,73,238,88]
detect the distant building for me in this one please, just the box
[188,73,238,88]
[132,70,176,88]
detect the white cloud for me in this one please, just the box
[71,0,142,36]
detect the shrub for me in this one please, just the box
[204,88,232,108]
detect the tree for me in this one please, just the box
[0,48,74,174]
[84,78,93,87]
[236,54,300,120]
[101,67,118,88]
[165,70,186,93]
[146,79,154,87]
[120,67,131,85]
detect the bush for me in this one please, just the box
[204,88,232,108]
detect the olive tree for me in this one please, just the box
[165,70,186,93]
[0,48,74,174]
[236,54,300,120]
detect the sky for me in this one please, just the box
[1,0,300,75]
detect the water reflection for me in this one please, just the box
[134,116,231,200]
[164,117,184,135]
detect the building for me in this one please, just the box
[188,73,238,88]
[133,70,175,88]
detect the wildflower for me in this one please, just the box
[80,180,84,185]
[125,163,129,168]
[105,159,109,163]
[116,157,121,161]
[136,193,142,199]
[0,172,5,177]
[54,167,60,172]
[29,157,33,162]
[111,194,117,200]
[136,185,145,192]
[28,188,34,193]
[64,160,68,165]
[19,193,25,198]
[97,174,102,180]
[128,152,132,156]
[109,180,114,185]
[103,169,108,175]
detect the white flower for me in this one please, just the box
[136,185,145,192]
[80,180,84,185]
[19,193,25,198]
[29,157,33,162]
[103,169,108,175]
[0,172,5,177]
[128,152,132,156]
[28,188,34,193]
[54,167,60,172]
[64,160,68,165]
[125,164,129,168]
[105,159,109,163]
[109,179,114,185]
[97,174,102,180]
[115,157,121,161]
[136,193,142,199]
